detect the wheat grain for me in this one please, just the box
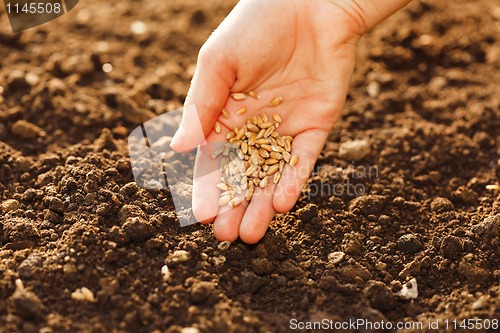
[269,96,283,107]
[231,92,247,100]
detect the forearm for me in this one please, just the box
[331,0,413,34]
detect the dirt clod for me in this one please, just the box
[1,199,20,213]
[17,254,43,279]
[440,235,463,259]
[122,217,155,242]
[11,120,46,139]
[430,197,454,213]
[397,234,423,254]
[296,203,318,221]
[190,281,215,304]
[364,281,396,311]
[1,218,40,243]
[11,288,44,320]
[251,258,275,275]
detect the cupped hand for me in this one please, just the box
[171,0,365,243]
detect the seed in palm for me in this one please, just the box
[213,110,297,207]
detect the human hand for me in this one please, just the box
[171,0,411,243]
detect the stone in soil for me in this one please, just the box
[396,278,418,300]
[1,199,20,213]
[397,234,423,254]
[327,251,346,265]
[338,139,371,161]
[473,214,499,237]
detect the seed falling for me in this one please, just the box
[230,92,247,101]
[214,121,221,134]
[214,110,295,207]
[269,96,283,107]
[222,109,230,118]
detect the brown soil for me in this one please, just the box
[0,0,499,332]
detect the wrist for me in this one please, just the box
[328,0,412,34]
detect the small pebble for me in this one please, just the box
[471,295,489,310]
[429,76,447,90]
[181,328,200,333]
[25,72,40,86]
[81,287,95,302]
[367,81,380,98]
[217,241,231,251]
[339,139,371,161]
[61,54,94,75]
[169,250,190,263]
[210,255,226,266]
[71,287,95,302]
[472,214,499,236]
[102,63,113,73]
[397,234,423,254]
[130,21,147,35]
[395,278,418,300]
[327,251,346,265]
[1,199,20,213]
[161,265,170,280]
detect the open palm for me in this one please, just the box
[171,0,363,243]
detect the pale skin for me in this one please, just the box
[171,0,412,244]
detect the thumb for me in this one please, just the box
[171,44,233,152]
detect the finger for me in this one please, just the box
[273,129,328,213]
[239,184,276,244]
[192,124,233,223]
[213,196,248,242]
[171,43,234,152]
[192,140,221,223]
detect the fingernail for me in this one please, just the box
[170,125,186,151]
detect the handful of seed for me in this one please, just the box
[211,95,298,208]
